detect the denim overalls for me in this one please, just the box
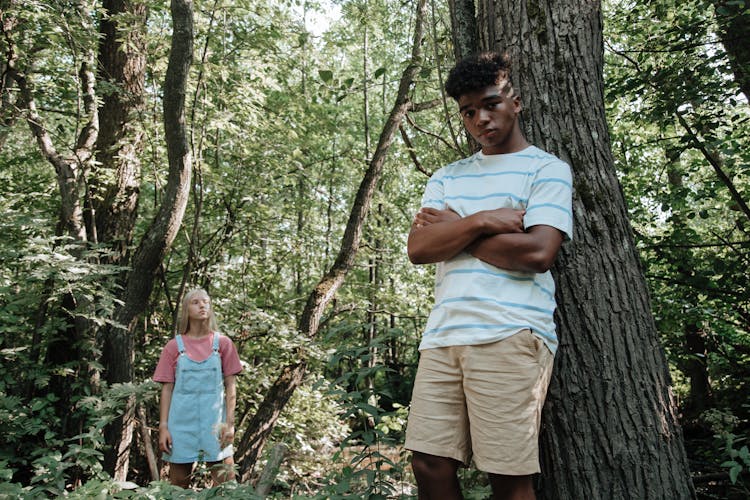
[165,333,232,463]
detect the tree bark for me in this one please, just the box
[0,0,21,152]
[470,1,695,498]
[90,0,148,261]
[255,443,289,496]
[681,322,712,420]
[102,0,194,480]
[711,0,750,101]
[235,0,429,481]
[448,0,479,60]
[17,57,97,243]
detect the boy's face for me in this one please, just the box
[457,84,525,155]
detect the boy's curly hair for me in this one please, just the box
[445,52,515,100]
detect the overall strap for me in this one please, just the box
[175,334,185,353]
[212,332,221,352]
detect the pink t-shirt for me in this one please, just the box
[153,332,243,383]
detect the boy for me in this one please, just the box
[405,52,573,499]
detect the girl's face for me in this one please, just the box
[187,292,211,322]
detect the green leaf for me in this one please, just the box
[319,70,333,83]
[356,402,380,416]
[729,464,741,484]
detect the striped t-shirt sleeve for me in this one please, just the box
[525,158,574,240]
[421,168,445,210]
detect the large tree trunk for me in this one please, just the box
[467,1,695,498]
[448,0,479,60]
[102,0,194,480]
[90,0,147,260]
[234,0,429,481]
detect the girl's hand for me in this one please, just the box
[159,426,172,454]
[220,424,235,447]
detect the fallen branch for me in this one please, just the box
[254,443,288,495]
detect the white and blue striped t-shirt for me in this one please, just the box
[418,145,573,354]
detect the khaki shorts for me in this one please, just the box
[404,329,554,475]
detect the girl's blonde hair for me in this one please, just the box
[176,288,218,334]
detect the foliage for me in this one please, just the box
[4,0,446,492]
[292,336,414,498]
[604,0,750,494]
[2,0,749,496]
[604,0,750,371]
[721,433,749,487]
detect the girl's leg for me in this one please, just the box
[169,462,193,488]
[209,456,236,485]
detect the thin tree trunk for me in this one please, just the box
[609,46,750,224]
[255,443,289,496]
[682,322,712,420]
[675,111,750,223]
[235,0,429,480]
[471,0,695,498]
[137,405,160,482]
[18,58,97,243]
[0,0,21,152]
[711,0,750,101]
[663,168,713,423]
[13,0,99,424]
[102,0,194,480]
[362,5,378,417]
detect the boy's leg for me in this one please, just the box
[411,451,462,500]
[168,462,193,488]
[464,330,554,477]
[488,473,535,500]
[208,456,236,485]
[404,345,471,498]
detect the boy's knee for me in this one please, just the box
[488,473,535,500]
[411,451,459,480]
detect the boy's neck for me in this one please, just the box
[481,137,530,156]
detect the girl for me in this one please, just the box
[153,288,243,487]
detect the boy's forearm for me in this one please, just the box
[408,207,526,264]
[469,225,564,273]
[407,216,484,264]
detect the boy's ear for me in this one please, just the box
[513,95,523,113]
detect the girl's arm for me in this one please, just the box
[159,382,174,453]
[221,375,237,446]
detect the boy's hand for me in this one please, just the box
[477,208,526,235]
[413,207,461,227]
[159,426,172,454]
